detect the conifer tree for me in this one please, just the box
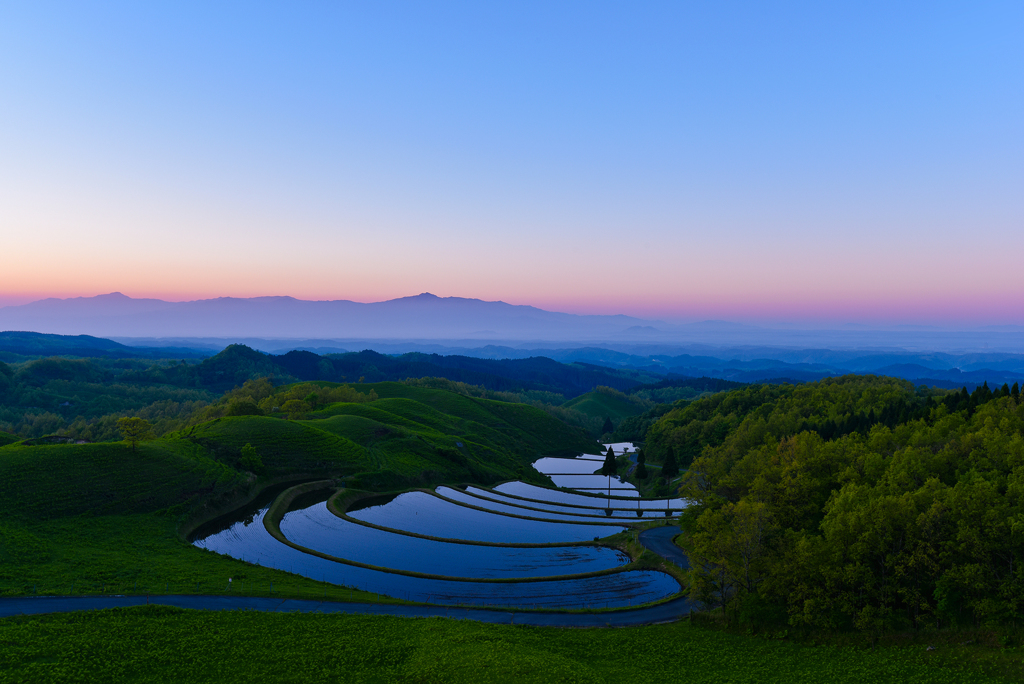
[635,449,648,479]
[602,416,614,435]
[601,446,617,476]
[662,445,679,479]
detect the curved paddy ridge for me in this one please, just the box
[346,491,627,543]
[463,486,673,519]
[189,441,692,608]
[280,501,630,578]
[433,486,637,524]
[496,481,685,510]
[193,505,679,607]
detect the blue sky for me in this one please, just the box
[1,2,1022,324]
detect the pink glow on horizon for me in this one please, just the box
[2,286,1023,329]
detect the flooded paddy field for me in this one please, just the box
[193,505,679,607]
[495,481,684,510]
[347,491,626,543]
[190,441,687,609]
[434,486,633,523]
[532,455,639,492]
[463,486,660,518]
[280,500,629,578]
[531,456,604,475]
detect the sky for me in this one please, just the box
[1,1,1022,326]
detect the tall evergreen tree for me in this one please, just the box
[1013,382,1020,402]
[662,445,679,479]
[635,449,648,480]
[602,416,614,435]
[601,446,617,476]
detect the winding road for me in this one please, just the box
[0,526,694,627]
[639,524,688,570]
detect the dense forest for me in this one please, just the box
[0,336,744,442]
[645,375,1024,633]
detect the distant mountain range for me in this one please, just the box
[3,293,1024,390]
[0,292,654,341]
[4,292,1024,353]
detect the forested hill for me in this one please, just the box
[651,374,1024,633]
[0,331,206,360]
[126,345,650,396]
[0,344,658,438]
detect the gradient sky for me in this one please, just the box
[1,2,1022,325]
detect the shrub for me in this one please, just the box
[239,443,264,474]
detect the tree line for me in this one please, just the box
[656,375,1024,633]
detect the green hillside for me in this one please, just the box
[187,416,368,476]
[296,381,597,487]
[0,380,596,600]
[561,386,649,429]
[355,382,599,454]
[0,434,368,604]
[0,439,238,523]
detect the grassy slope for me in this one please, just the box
[297,382,598,487]
[0,383,597,600]
[0,440,238,522]
[563,390,646,424]
[186,415,369,476]
[0,438,388,603]
[357,381,599,455]
[0,607,1009,684]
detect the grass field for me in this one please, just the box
[1,606,1016,684]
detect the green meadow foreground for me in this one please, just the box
[0,606,1015,684]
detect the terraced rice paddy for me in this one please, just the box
[495,480,684,510]
[194,504,678,607]
[191,443,687,609]
[533,453,642,492]
[280,500,630,578]
[347,491,626,543]
[463,486,661,518]
[434,486,634,523]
